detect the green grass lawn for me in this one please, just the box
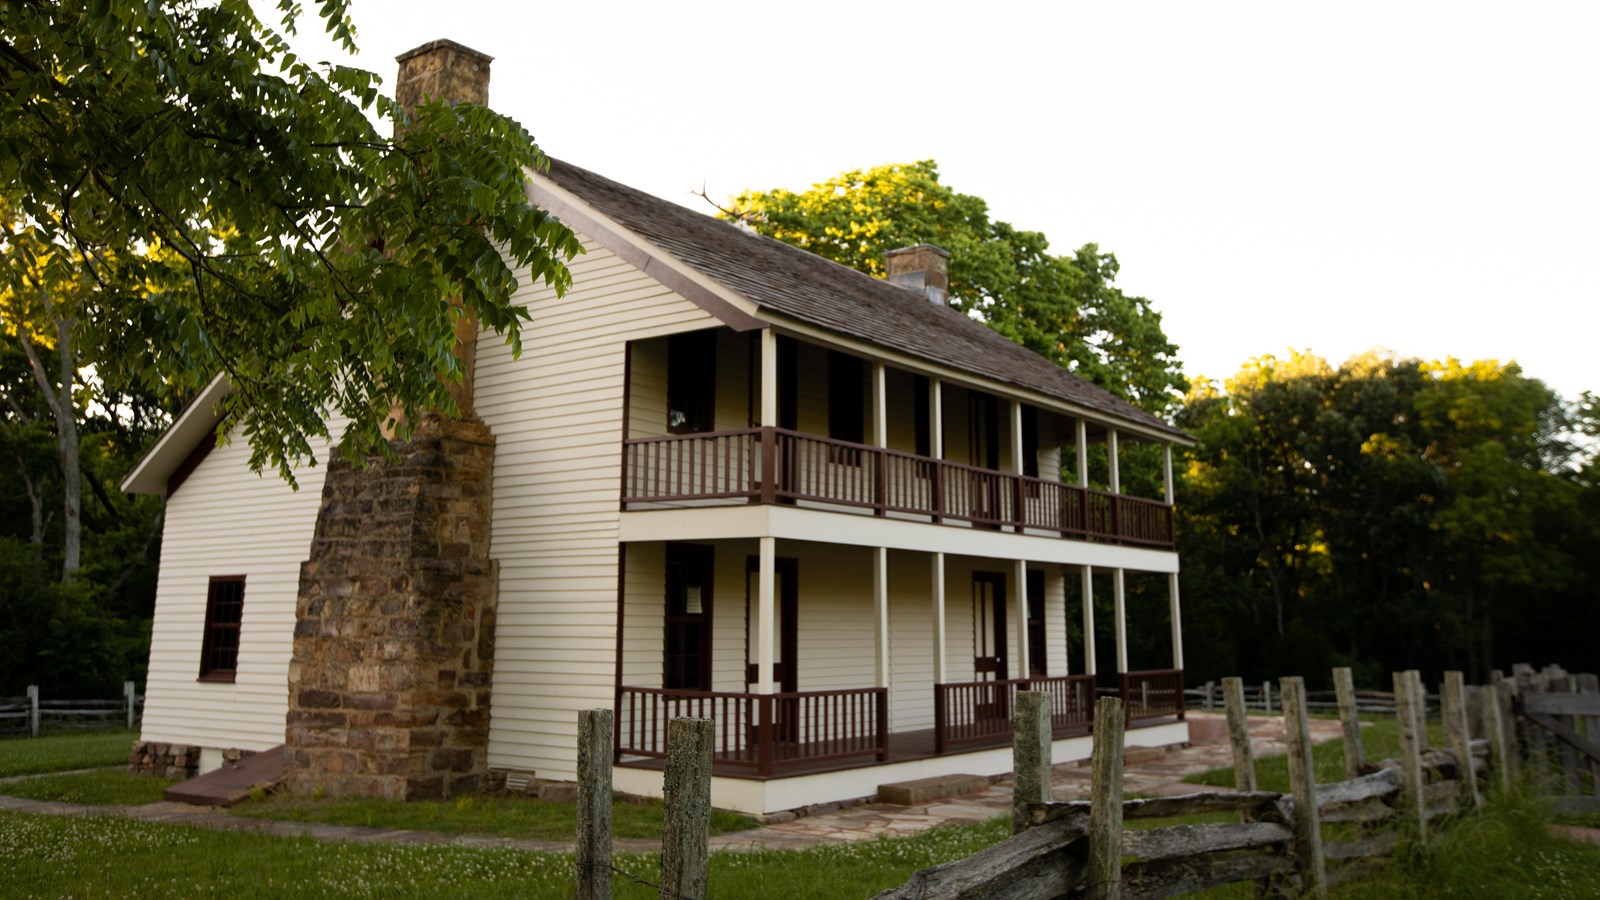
[0,730,135,778]
[0,769,172,805]
[232,791,761,841]
[1183,717,1443,792]
[0,810,1008,899]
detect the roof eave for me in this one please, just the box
[120,374,233,496]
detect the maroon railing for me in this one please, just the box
[622,428,1175,548]
[616,685,888,776]
[1120,669,1187,724]
[933,674,1098,754]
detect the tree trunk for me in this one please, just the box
[16,310,81,581]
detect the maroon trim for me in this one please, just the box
[525,179,768,333]
[166,433,216,497]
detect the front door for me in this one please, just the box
[665,544,714,690]
[972,571,1008,721]
[745,557,799,692]
[1027,569,1047,677]
[746,557,800,743]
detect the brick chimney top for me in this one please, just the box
[884,244,950,306]
[394,40,493,114]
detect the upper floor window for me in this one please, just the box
[199,576,245,682]
[828,350,864,444]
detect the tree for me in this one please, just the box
[725,161,1187,413]
[1,0,583,484]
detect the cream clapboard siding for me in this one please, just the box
[476,236,719,779]
[140,429,337,751]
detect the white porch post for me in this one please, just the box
[1075,418,1089,486]
[930,377,944,458]
[1081,565,1097,676]
[1013,558,1029,678]
[1010,399,1024,474]
[873,546,890,688]
[1113,568,1128,674]
[1162,443,1174,505]
[873,363,887,446]
[760,328,777,427]
[1169,572,1184,671]
[931,552,947,683]
[756,536,776,694]
[1108,427,1120,495]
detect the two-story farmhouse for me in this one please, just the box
[122,41,1190,815]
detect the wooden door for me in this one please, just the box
[746,557,800,743]
[972,571,1009,722]
[1027,569,1047,677]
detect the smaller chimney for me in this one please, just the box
[884,244,950,306]
[394,40,493,119]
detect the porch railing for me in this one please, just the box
[622,427,1175,549]
[933,674,1097,754]
[616,685,888,777]
[1121,668,1187,724]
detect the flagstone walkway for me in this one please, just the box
[0,713,1344,854]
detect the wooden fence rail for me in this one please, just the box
[1186,680,1437,719]
[0,682,143,737]
[880,667,1503,900]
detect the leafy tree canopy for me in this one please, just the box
[726,161,1187,414]
[1175,351,1595,684]
[1,0,582,481]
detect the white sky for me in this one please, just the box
[274,0,1598,400]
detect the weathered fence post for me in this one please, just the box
[1282,677,1328,900]
[1393,672,1427,843]
[1478,679,1510,791]
[1409,670,1429,750]
[1012,690,1051,835]
[1580,673,1600,791]
[1203,680,1215,712]
[124,681,137,731]
[1223,677,1256,793]
[1087,696,1125,900]
[1332,666,1364,779]
[27,685,39,738]
[660,717,712,900]
[1441,672,1481,813]
[1492,670,1520,781]
[1262,680,1273,715]
[576,709,614,900]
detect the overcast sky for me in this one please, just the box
[274,0,1597,401]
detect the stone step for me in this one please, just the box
[878,773,989,806]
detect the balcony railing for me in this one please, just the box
[1121,668,1187,724]
[933,674,1098,754]
[615,685,888,777]
[622,427,1175,549]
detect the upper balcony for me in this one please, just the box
[619,328,1178,551]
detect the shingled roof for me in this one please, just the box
[540,159,1187,441]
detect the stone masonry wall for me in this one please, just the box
[282,413,497,800]
[128,740,200,780]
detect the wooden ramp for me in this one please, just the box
[163,744,284,807]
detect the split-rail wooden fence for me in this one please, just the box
[879,666,1509,900]
[0,682,142,737]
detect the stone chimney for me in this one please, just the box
[395,40,492,115]
[884,244,950,305]
[392,39,495,418]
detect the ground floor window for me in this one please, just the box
[199,576,246,682]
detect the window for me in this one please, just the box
[667,331,716,434]
[665,545,713,690]
[200,576,246,682]
[1021,405,1039,479]
[827,350,864,444]
[914,374,931,457]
